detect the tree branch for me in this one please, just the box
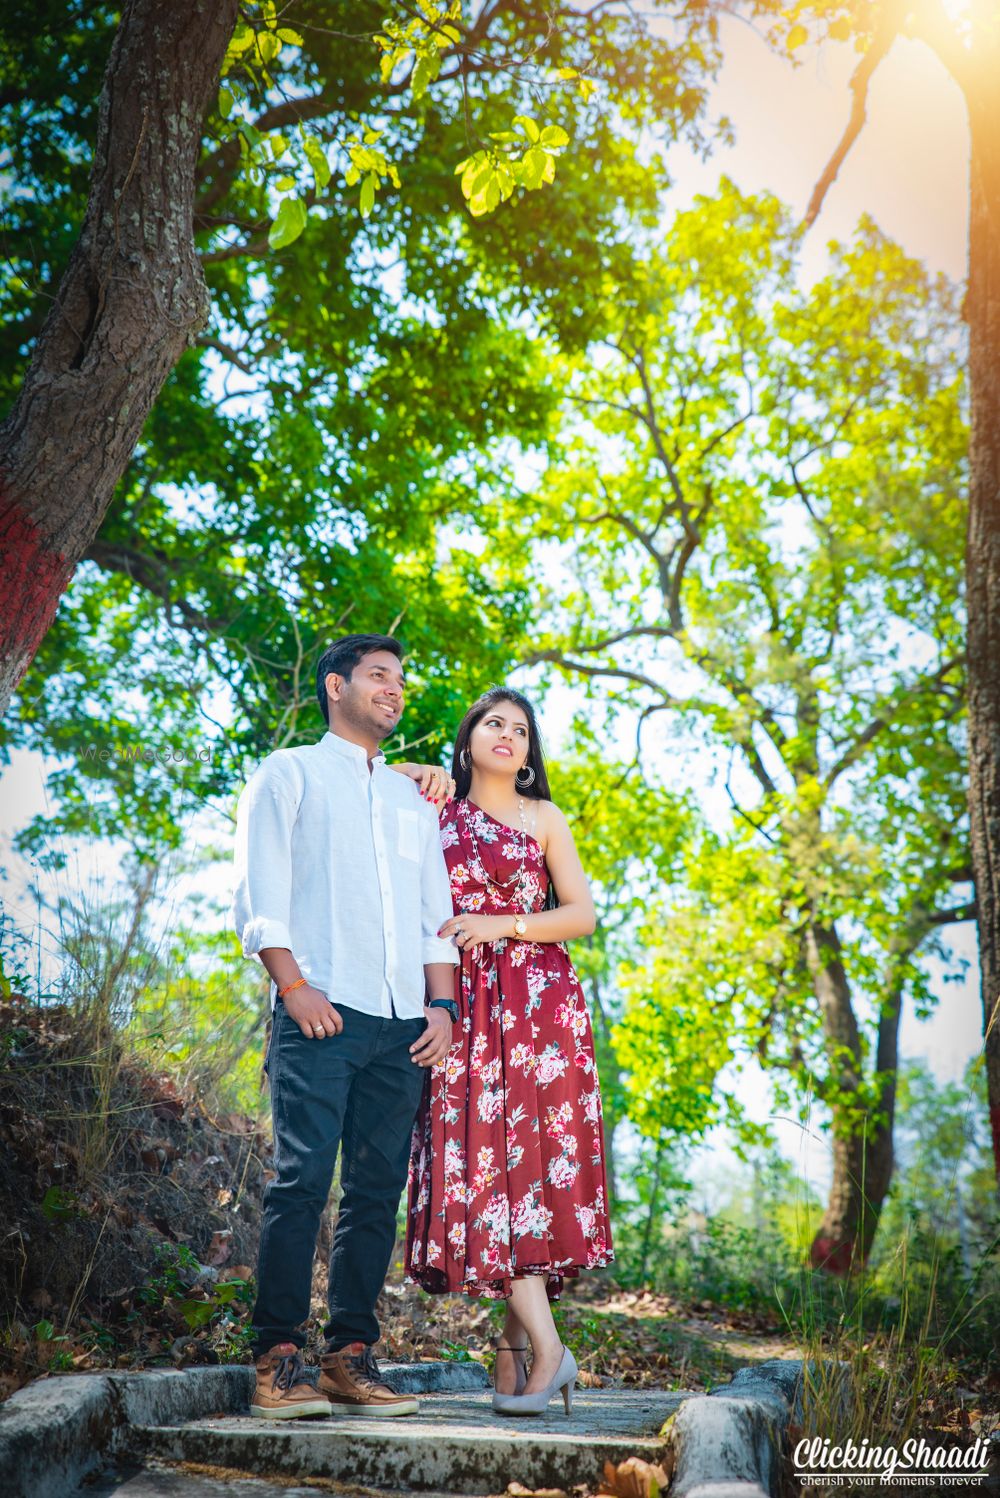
[927,900,977,925]
[804,1,905,228]
[824,655,966,787]
[85,540,230,635]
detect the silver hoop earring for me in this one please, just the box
[459,748,471,770]
[515,765,535,788]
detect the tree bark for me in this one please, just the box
[804,918,897,1272]
[0,0,238,717]
[965,61,1000,1187]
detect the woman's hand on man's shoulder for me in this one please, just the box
[388,760,455,806]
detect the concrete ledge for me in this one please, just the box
[668,1358,806,1498]
[0,1359,489,1498]
[110,1365,255,1428]
[0,1373,115,1498]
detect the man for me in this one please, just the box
[232,633,458,1419]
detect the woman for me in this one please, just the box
[402,686,614,1416]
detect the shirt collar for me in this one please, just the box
[320,730,386,767]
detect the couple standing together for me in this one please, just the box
[232,633,613,1421]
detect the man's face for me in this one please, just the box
[326,650,405,741]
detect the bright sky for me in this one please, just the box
[0,17,980,1215]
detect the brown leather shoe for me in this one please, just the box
[250,1342,332,1420]
[319,1341,418,1417]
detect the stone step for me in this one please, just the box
[136,1388,693,1495]
[83,1462,475,1497]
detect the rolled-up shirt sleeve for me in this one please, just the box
[232,755,303,961]
[419,804,459,968]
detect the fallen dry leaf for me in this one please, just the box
[599,1455,673,1498]
[205,1229,234,1266]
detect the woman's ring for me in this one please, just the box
[313,1026,325,1035]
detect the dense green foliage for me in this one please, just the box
[0,0,722,863]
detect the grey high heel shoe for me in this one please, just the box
[491,1343,528,1406]
[491,1344,577,1417]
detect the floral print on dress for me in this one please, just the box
[405,797,614,1300]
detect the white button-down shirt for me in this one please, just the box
[232,731,457,1018]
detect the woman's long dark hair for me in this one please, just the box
[451,686,551,802]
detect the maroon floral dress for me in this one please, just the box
[405,797,614,1300]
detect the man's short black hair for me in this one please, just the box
[315,634,403,725]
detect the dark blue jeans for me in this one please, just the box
[251,1000,428,1357]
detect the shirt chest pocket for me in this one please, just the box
[397,808,420,861]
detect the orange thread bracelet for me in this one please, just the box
[278,977,308,999]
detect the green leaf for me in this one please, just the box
[219,87,233,119]
[268,196,307,249]
[539,125,570,150]
[175,1297,216,1330]
[41,1185,77,1221]
[381,45,411,83]
[227,23,255,54]
[303,136,331,190]
[274,174,296,191]
[276,28,303,45]
[469,173,501,217]
[257,31,281,64]
[512,114,540,142]
[411,50,441,100]
[460,153,493,201]
[520,145,555,190]
[359,173,376,217]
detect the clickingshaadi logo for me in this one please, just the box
[793,1434,992,1488]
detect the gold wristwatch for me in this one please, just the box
[512,915,527,938]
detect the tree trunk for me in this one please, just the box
[0,0,238,717]
[805,918,894,1272]
[965,65,1000,1188]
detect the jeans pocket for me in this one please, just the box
[262,1006,279,1078]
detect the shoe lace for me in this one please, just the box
[346,1345,386,1390]
[271,1348,307,1394]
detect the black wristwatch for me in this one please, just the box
[427,998,459,1024]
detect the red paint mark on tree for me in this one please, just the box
[0,487,73,691]
[990,1102,1000,1179]
[809,1235,857,1276]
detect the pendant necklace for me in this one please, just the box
[463,796,529,905]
